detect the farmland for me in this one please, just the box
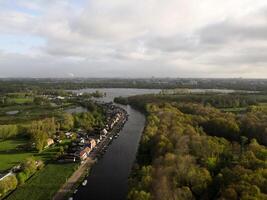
[6,163,78,200]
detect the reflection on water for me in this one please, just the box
[73,88,155,200]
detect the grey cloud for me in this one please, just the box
[198,21,267,45]
[1,0,267,78]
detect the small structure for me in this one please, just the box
[65,132,73,139]
[101,129,108,135]
[45,138,54,148]
[79,147,91,161]
[86,139,96,149]
[56,96,65,100]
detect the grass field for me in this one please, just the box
[0,138,71,172]
[6,163,78,200]
[0,139,33,172]
[0,103,74,125]
[11,98,33,104]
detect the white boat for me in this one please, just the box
[82,180,88,186]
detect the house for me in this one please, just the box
[86,139,96,149]
[79,138,85,144]
[79,147,91,161]
[65,132,73,138]
[56,96,65,100]
[101,128,108,135]
[45,138,54,148]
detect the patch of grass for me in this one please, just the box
[0,104,75,125]
[11,98,33,104]
[0,139,33,172]
[0,138,70,172]
[6,163,78,200]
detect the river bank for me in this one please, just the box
[69,88,153,200]
[53,103,128,200]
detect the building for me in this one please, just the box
[65,132,73,138]
[79,147,91,161]
[101,128,108,135]
[86,139,96,150]
[56,96,65,100]
[45,138,54,148]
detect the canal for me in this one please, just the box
[73,88,160,200]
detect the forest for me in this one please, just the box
[0,78,266,94]
[126,94,267,200]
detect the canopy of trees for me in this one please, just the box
[27,118,57,152]
[0,175,18,197]
[128,103,267,200]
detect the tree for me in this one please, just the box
[60,113,74,131]
[0,175,18,197]
[0,125,18,139]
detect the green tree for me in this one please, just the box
[60,113,74,131]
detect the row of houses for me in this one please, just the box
[58,103,127,163]
[59,133,98,162]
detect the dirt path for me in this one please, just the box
[52,158,95,200]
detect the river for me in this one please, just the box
[72,88,160,200]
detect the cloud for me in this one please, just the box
[0,0,267,78]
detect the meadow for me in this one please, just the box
[0,138,71,172]
[6,163,78,200]
[0,139,33,172]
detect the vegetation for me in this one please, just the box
[28,118,57,152]
[128,99,267,200]
[6,163,77,200]
[0,175,18,198]
[0,87,105,199]
[0,125,18,139]
[0,78,266,92]
[0,139,33,172]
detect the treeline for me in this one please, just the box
[119,93,267,110]
[0,78,267,94]
[128,103,267,200]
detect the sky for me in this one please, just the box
[0,0,267,78]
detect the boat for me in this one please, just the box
[82,180,88,186]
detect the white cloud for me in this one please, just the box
[0,0,267,78]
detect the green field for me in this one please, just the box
[0,139,33,172]
[0,103,74,125]
[6,163,77,200]
[0,139,71,172]
[11,98,33,104]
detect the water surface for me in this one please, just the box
[73,88,158,200]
